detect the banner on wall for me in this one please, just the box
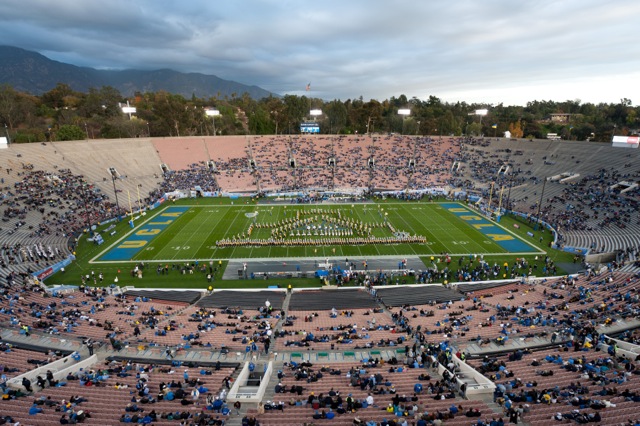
[32,254,76,281]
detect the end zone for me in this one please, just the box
[98,206,190,261]
[441,203,541,253]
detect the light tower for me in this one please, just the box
[205,109,221,136]
[398,109,411,135]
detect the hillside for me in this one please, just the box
[0,45,274,99]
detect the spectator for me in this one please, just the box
[29,403,44,415]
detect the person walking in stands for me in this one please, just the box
[22,377,33,392]
[222,376,232,389]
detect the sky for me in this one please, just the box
[0,0,638,106]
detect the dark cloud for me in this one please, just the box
[0,0,638,105]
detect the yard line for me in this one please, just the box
[395,204,448,252]
[429,205,492,255]
[210,207,248,261]
[175,208,227,260]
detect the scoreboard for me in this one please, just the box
[300,122,320,133]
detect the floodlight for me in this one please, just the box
[475,109,488,116]
[310,109,323,116]
[121,106,137,114]
[206,109,221,136]
[398,109,411,116]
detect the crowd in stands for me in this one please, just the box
[2,135,640,424]
[2,134,639,286]
[276,308,400,350]
[150,163,220,201]
[410,137,461,189]
[249,340,507,426]
[147,135,464,194]
[455,137,640,254]
[5,167,120,238]
[543,168,640,235]
[1,352,238,425]
[141,134,639,258]
[1,262,640,424]
[133,304,277,354]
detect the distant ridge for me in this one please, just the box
[0,45,274,99]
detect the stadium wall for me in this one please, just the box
[433,353,495,397]
[602,334,640,359]
[32,254,76,282]
[228,361,273,403]
[8,354,98,392]
[504,209,593,255]
[585,251,617,264]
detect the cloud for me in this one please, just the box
[0,0,638,105]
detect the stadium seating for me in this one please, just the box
[455,137,640,257]
[2,134,640,425]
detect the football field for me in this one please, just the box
[94,201,542,264]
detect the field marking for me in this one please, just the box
[401,204,459,253]
[90,251,542,264]
[90,202,545,264]
[425,206,477,252]
[429,205,495,254]
[404,204,449,252]
[353,207,383,257]
[90,205,175,264]
[449,203,545,253]
[134,207,199,261]
[168,208,219,261]
[188,210,228,253]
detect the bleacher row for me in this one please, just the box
[1,134,640,425]
[3,269,640,424]
[2,356,239,426]
[456,137,640,255]
[150,134,463,193]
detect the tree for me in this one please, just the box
[572,123,596,141]
[248,108,273,135]
[0,83,638,142]
[361,100,383,134]
[467,122,482,136]
[150,92,191,136]
[508,120,524,138]
[0,84,38,129]
[41,83,79,109]
[282,95,308,133]
[438,111,461,136]
[78,86,123,118]
[261,96,285,135]
[323,100,348,134]
[56,124,86,141]
[523,121,544,139]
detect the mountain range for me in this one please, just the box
[0,45,274,99]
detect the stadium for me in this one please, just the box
[1,133,640,426]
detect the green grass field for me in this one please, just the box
[94,201,542,263]
[45,198,566,288]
